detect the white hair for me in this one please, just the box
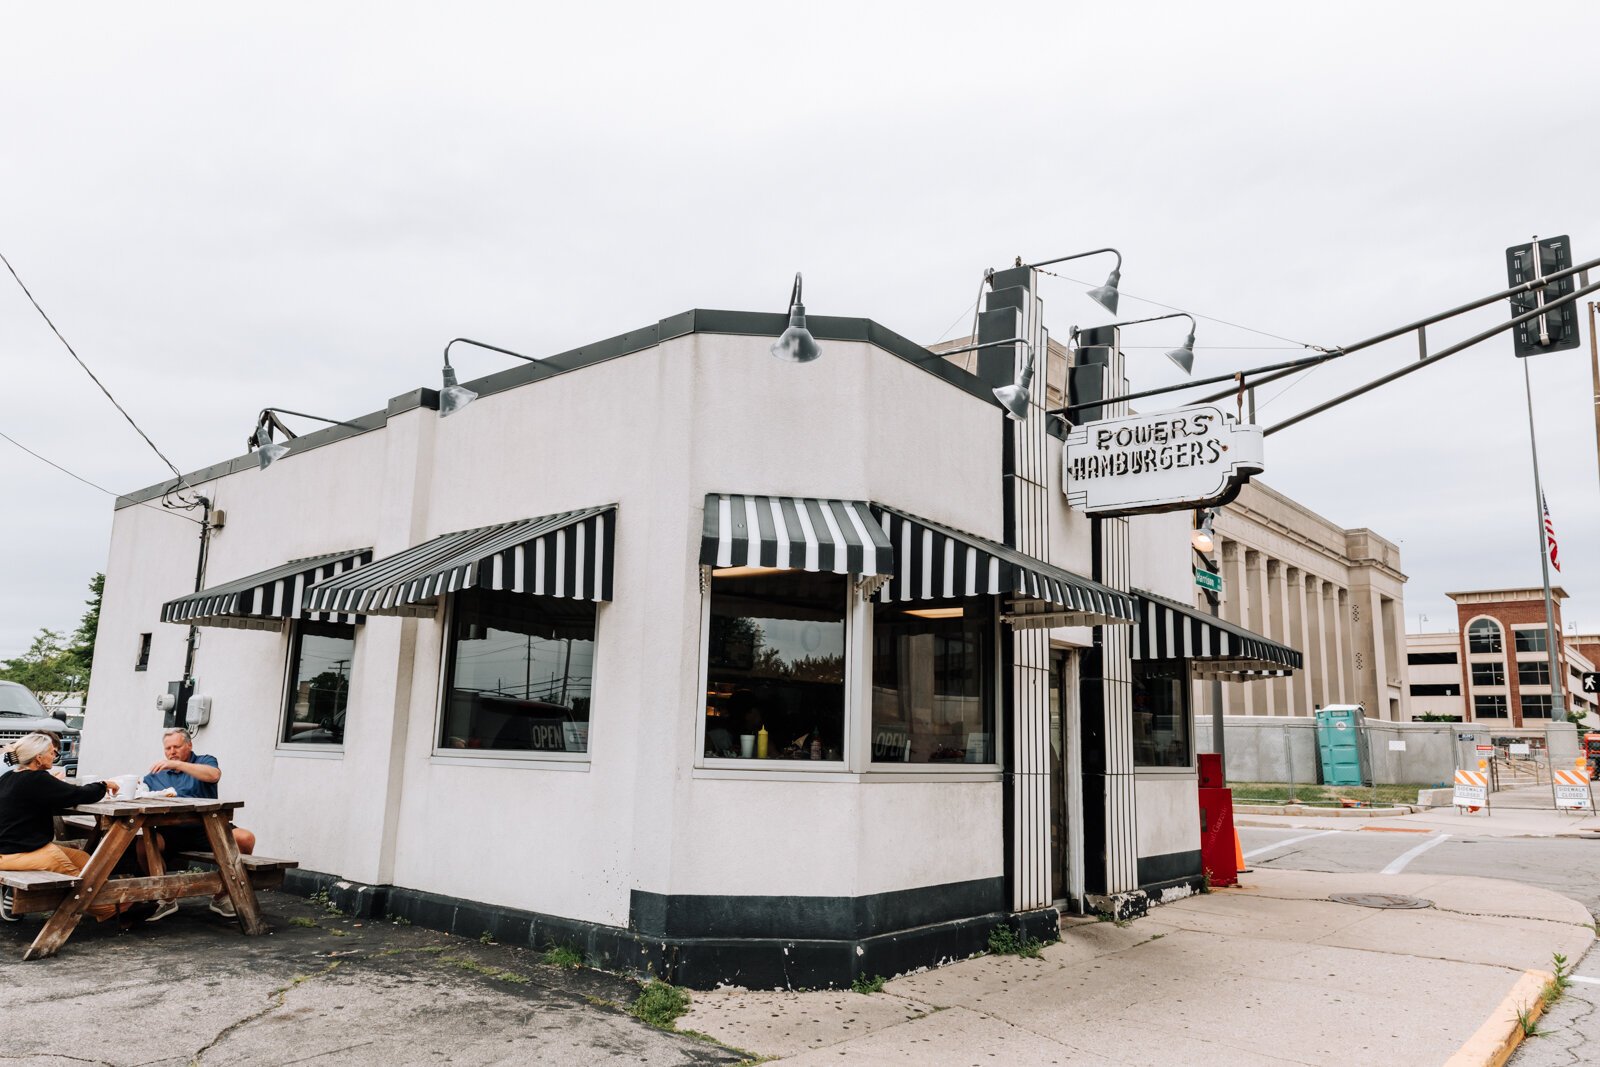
[2,732,57,769]
[162,727,192,743]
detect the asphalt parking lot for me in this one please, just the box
[2,890,748,1067]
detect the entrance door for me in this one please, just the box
[1048,649,1070,903]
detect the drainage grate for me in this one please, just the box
[1329,893,1434,910]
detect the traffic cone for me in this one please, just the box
[1234,827,1250,874]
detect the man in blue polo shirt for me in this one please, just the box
[144,728,220,798]
[141,728,255,921]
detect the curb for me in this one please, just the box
[1443,969,1549,1067]
[1234,804,1414,818]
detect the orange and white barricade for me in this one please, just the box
[1453,768,1489,812]
[1552,759,1595,813]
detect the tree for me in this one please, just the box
[0,628,86,694]
[68,573,104,685]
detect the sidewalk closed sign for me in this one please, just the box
[1553,761,1593,811]
[1454,767,1488,808]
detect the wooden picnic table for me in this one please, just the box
[10,796,274,961]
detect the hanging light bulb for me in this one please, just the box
[1191,509,1216,554]
[1086,268,1122,315]
[1165,329,1197,375]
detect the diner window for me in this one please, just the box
[440,587,595,755]
[1132,659,1191,768]
[1514,628,1548,654]
[1473,694,1508,719]
[1468,619,1502,654]
[1471,662,1505,687]
[281,621,356,745]
[1522,695,1553,719]
[135,633,152,672]
[1518,660,1550,687]
[870,598,995,764]
[703,569,845,764]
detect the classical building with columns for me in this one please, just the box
[1204,481,1409,720]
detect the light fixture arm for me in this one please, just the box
[938,337,1036,421]
[1091,311,1195,333]
[443,337,541,371]
[1025,247,1123,274]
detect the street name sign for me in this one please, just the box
[1063,404,1265,516]
[1194,568,1222,593]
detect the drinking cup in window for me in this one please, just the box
[740,734,756,758]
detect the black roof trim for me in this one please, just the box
[116,311,1001,510]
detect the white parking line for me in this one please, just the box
[1380,832,1451,875]
[1571,976,1600,985]
[1243,829,1340,860]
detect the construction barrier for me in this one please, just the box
[1453,768,1489,812]
[1552,760,1595,813]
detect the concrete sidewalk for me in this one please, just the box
[680,868,1597,1066]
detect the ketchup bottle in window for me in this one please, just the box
[810,725,823,761]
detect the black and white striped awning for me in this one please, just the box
[700,494,894,575]
[1132,588,1302,677]
[872,506,1136,629]
[304,506,615,617]
[161,548,372,631]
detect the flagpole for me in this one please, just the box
[1521,358,1566,724]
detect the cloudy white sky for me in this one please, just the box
[3,2,1598,664]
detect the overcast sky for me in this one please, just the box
[3,2,1599,668]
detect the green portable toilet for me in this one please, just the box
[1315,705,1364,786]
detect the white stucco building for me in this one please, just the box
[84,268,1299,987]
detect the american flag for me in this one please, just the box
[1543,493,1561,572]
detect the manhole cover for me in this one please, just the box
[1329,893,1434,910]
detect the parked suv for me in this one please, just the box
[0,681,79,778]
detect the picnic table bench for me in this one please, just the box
[4,795,295,961]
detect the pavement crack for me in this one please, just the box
[188,961,341,1066]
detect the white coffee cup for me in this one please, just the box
[740,734,756,758]
[112,774,141,800]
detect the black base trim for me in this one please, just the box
[1136,848,1203,886]
[282,870,1051,991]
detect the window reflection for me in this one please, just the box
[1132,659,1190,768]
[704,569,845,762]
[870,599,994,764]
[282,621,355,745]
[441,587,595,753]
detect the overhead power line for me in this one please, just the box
[0,246,199,503]
[0,424,203,525]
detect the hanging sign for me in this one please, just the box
[1063,405,1265,516]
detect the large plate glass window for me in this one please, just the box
[282,621,356,745]
[1517,660,1550,687]
[1131,659,1191,768]
[1513,627,1548,654]
[869,597,995,764]
[1468,619,1502,654]
[441,587,596,754]
[1471,662,1505,687]
[703,569,846,763]
[1521,694,1553,718]
[1473,694,1508,719]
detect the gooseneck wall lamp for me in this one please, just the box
[937,337,1038,421]
[1093,312,1199,375]
[770,272,821,363]
[439,337,543,417]
[248,408,364,471]
[1025,248,1124,316]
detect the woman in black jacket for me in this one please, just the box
[0,732,121,922]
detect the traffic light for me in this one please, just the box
[1506,236,1580,357]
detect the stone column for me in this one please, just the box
[1287,567,1312,716]
[1305,576,1327,708]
